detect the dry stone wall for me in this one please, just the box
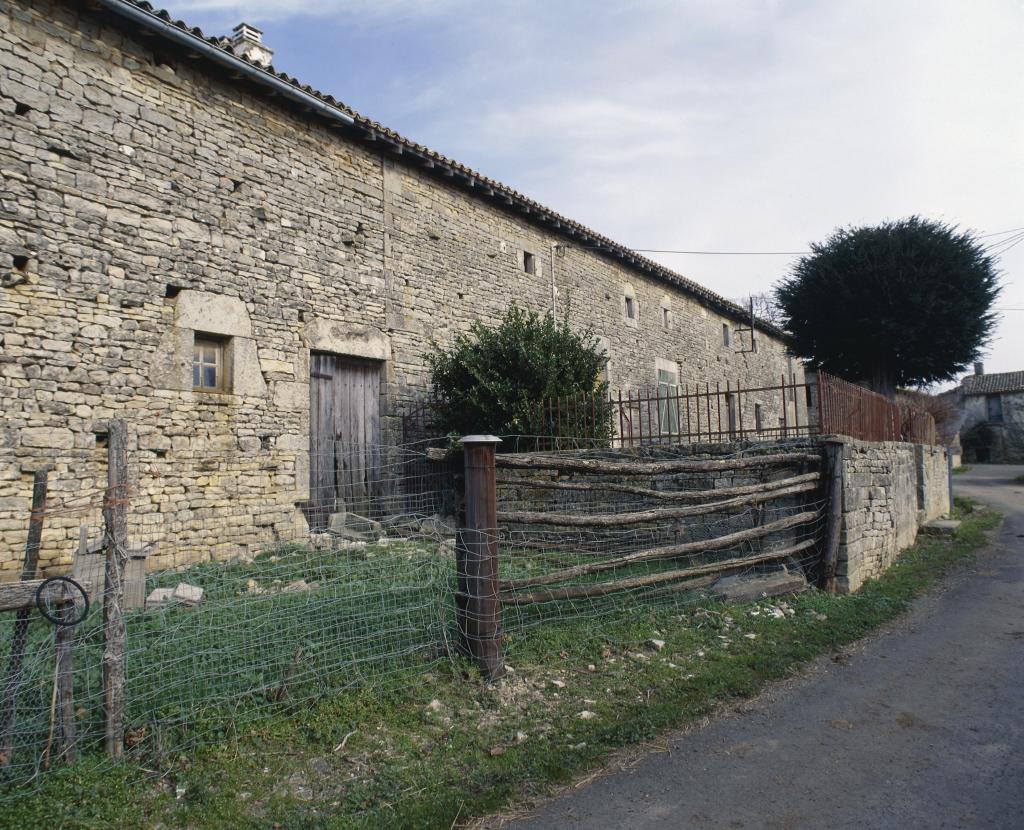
[833,438,950,593]
[0,0,803,578]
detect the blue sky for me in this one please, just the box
[171,0,1023,385]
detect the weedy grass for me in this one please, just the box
[0,499,999,829]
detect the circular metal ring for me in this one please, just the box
[35,576,90,627]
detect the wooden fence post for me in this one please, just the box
[456,436,504,681]
[819,440,844,593]
[102,419,129,758]
[0,469,49,768]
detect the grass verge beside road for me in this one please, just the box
[0,499,1000,829]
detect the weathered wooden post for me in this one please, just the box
[53,600,76,765]
[456,436,504,681]
[819,439,844,593]
[102,419,129,758]
[0,468,49,768]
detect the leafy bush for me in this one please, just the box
[426,304,611,446]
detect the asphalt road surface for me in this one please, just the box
[507,464,1024,830]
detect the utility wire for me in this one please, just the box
[595,226,1024,257]
[631,249,809,256]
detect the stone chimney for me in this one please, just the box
[228,23,273,67]
[974,361,984,375]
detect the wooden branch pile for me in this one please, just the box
[495,449,824,605]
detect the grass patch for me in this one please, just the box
[952,465,972,475]
[0,499,1000,829]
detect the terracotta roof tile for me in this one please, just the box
[962,371,1024,395]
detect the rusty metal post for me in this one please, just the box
[456,436,504,681]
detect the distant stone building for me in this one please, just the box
[0,0,805,578]
[947,364,1024,463]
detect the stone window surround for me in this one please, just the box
[660,296,671,330]
[151,289,266,398]
[517,247,542,276]
[623,283,638,327]
[523,250,537,275]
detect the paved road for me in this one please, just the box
[508,465,1024,830]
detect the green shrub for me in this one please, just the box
[427,304,611,447]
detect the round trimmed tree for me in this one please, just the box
[774,217,1001,397]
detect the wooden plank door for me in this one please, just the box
[309,354,382,529]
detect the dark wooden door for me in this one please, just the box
[309,354,382,529]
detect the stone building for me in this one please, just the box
[948,364,1024,463]
[0,0,805,578]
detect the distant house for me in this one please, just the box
[947,363,1024,463]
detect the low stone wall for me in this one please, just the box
[834,438,950,593]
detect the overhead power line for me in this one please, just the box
[612,226,1024,257]
[631,249,809,256]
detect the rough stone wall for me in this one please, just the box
[380,157,805,417]
[916,444,950,523]
[0,0,803,578]
[959,393,1024,463]
[0,0,383,577]
[834,438,950,593]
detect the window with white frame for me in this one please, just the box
[657,365,679,434]
[193,335,230,392]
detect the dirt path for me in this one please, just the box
[504,465,1024,829]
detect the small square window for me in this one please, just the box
[193,335,228,391]
[523,251,536,274]
[722,323,731,347]
[625,296,636,320]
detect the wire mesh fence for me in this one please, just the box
[492,439,824,643]
[0,430,827,805]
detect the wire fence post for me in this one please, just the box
[0,468,49,769]
[457,435,504,681]
[102,418,129,758]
